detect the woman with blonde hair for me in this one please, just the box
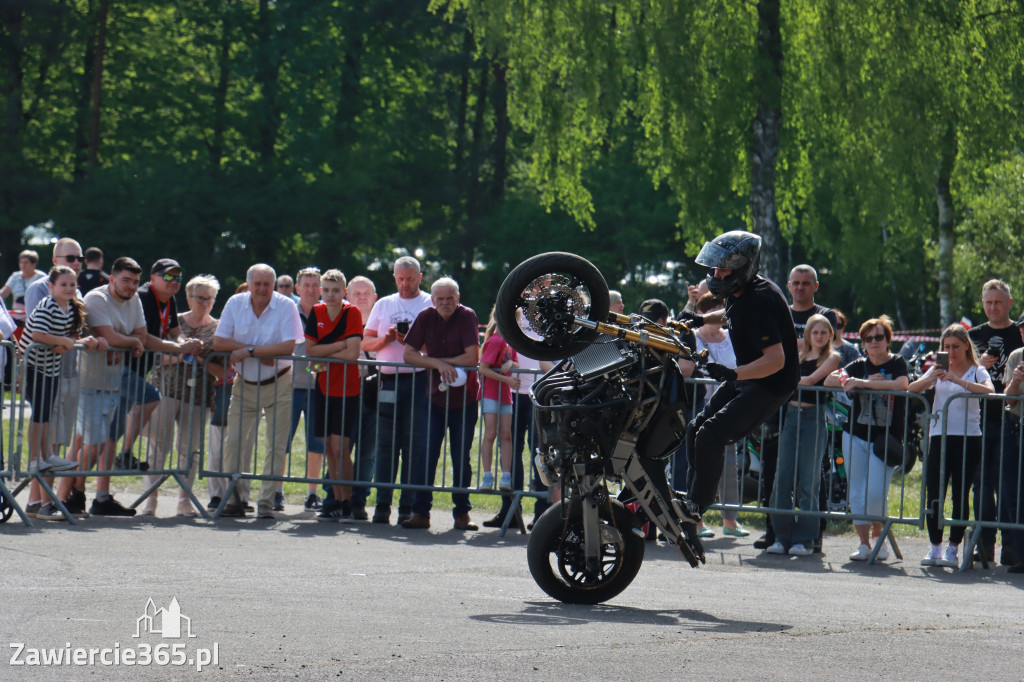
[767,314,840,555]
[909,324,993,567]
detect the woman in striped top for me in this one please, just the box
[21,266,103,480]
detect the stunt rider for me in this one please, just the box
[676,230,800,525]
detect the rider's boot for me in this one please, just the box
[672,494,702,526]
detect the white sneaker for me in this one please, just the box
[875,542,890,561]
[42,454,79,472]
[480,472,494,490]
[766,541,787,554]
[849,544,871,561]
[936,545,959,568]
[498,472,512,491]
[789,543,813,556]
[921,545,942,566]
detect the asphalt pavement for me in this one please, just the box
[2,500,1023,681]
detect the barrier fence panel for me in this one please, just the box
[1,339,26,524]
[679,378,932,564]
[201,352,547,529]
[936,392,1024,571]
[11,343,207,524]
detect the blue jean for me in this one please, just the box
[770,402,827,546]
[411,401,478,518]
[109,369,161,441]
[287,387,324,455]
[374,372,427,510]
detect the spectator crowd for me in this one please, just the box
[2,242,1023,575]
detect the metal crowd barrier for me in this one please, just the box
[201,352,548,534]
[8,339,1024,571]
[10,343,207,525]
[934,392,1024,571]
[676,379,933,565]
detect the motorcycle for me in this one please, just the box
[495,252,709,604]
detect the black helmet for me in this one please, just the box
[695,230,761,297]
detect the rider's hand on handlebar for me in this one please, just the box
[705,362,737,382]
[678,310,705,329]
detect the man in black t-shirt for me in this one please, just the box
[676,231,799,525]
[788,264,839,350]
[110,258,202,470]
[77,247,110,295]
[967,279,1023,563]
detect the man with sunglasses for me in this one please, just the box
[109,258,202,471]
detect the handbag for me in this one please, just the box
[872,432,917,472]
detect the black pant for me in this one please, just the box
[499,393,534,518]
[972,424,1002,548]
[926,434,981,545]
[687,381,790,512]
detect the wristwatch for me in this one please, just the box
[247,346,255,357]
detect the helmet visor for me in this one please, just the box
[695,240,749,270]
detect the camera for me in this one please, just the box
[396,321,410,335]
[986,336,1004,356]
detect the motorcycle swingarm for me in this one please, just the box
[609,440,704,567]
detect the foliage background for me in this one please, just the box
[2,0,1023,327]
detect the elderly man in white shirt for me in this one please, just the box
[213,264,304,519]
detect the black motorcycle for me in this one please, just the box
[496,252,708,604]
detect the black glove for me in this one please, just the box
[677,310,705,329]
[705,362,737,382]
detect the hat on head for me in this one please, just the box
[1014,312,1024,328]
[151,258,181,275]
[638,298,669,323]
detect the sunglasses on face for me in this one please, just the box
[160,273,183,283]
[61,255,86,263]
[862,333,887,343]
[189,295,214,303]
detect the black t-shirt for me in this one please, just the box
[131,282,180,376]
[968,323,1023,416]
[724,275,800,395]
[78,268,110,295]
[842,354,909,442]
[790,303,838,340]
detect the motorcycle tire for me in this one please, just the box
[527,498,645,604]
[495,252,610,361]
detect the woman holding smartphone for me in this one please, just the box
[909,324,993,567]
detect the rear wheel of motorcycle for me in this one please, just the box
[495,252,610,361]
[527,498,645,604]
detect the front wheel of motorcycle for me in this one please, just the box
[495,252,610,361]
[527,498,645,604]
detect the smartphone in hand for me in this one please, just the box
[936,352,949,370]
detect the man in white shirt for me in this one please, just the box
[360,256,432,524]
[213,264,304,519]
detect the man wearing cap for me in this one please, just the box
[110,258,202,471]
[401,276,481,531]
[213,263,304,519]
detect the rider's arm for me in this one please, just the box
[734,342,785,381]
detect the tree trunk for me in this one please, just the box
[254,0,281,164]
[210,1,233,169]
[936,123,958,327]
[87,0,109,166]
[749,0,784,285]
